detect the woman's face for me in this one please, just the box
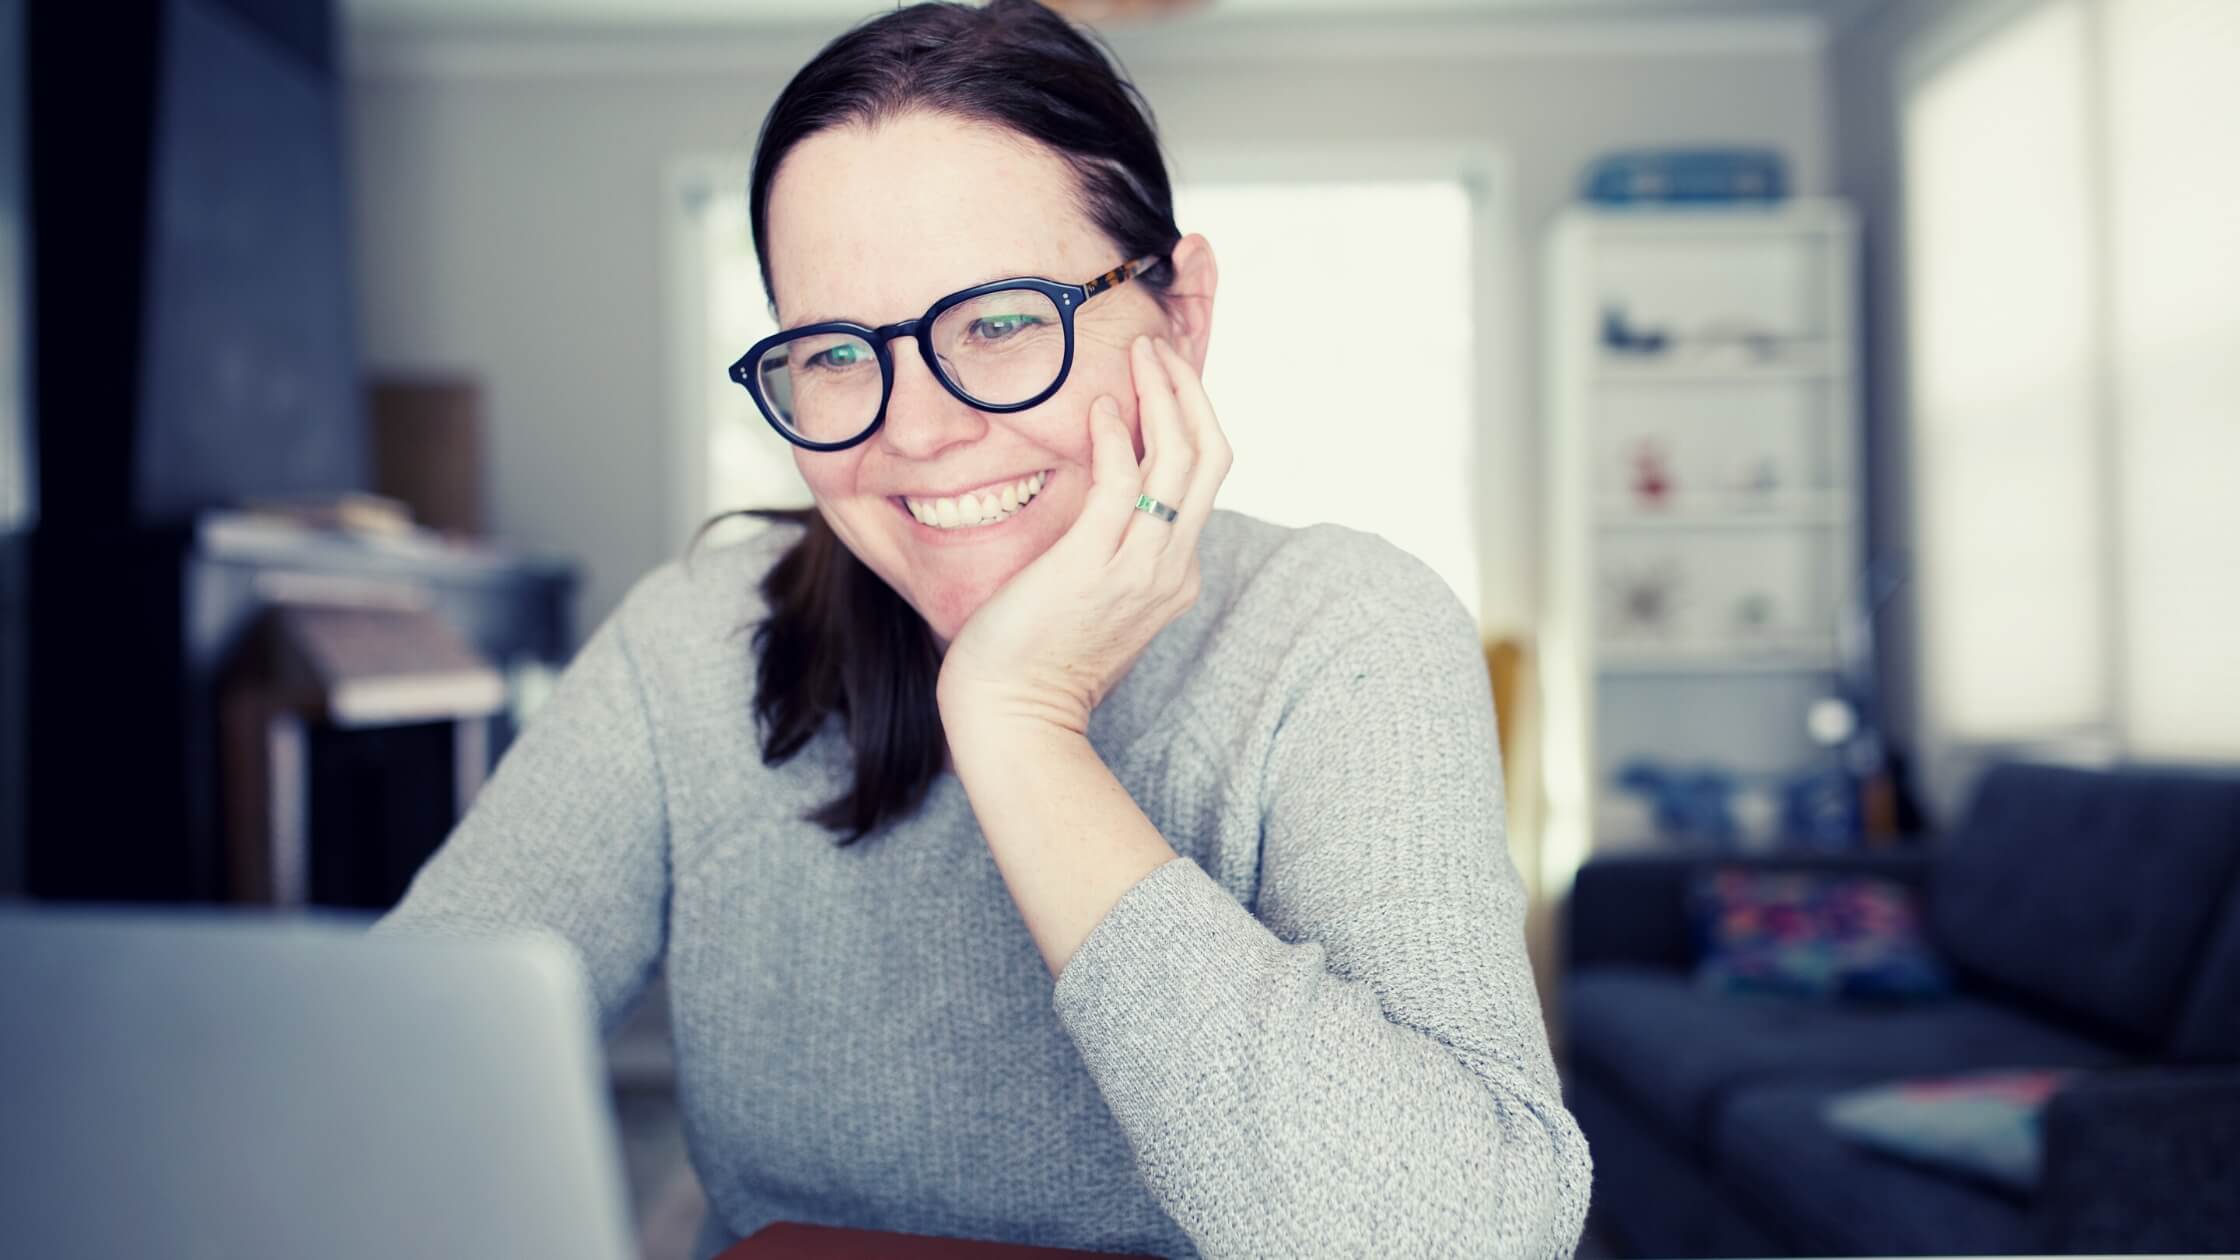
[763,110,1211,646]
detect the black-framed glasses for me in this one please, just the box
[728,252,1170,452]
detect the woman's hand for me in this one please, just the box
[936,334,1233,741]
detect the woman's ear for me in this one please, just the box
[1161,233,1217,375]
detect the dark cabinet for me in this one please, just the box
[23,517,574,905]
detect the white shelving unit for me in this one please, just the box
[1540,200,1861,874]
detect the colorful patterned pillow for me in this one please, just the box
[1687,867,1954,1000]
[1823,1068,2082,1195]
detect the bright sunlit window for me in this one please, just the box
[1905,0,2104,742]
[671,170,809,552]
[675,171,1481,622]
[1174,180,1479,621]
[1905,0,2240,760]
[2104,0,2240,760]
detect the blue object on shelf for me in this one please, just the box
[1583,148,1788,205]
[1601,305,1669,355]
[1617,761,1739,848]
[1780,764,1863,849]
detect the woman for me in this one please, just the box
[375,2,1592,1257]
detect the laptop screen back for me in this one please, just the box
[0,907,636,1260]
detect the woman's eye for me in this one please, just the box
[970,314,1043,342]
[807,344,866,370]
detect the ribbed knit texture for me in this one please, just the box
[373,508,1592,1259]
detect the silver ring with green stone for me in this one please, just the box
[1133,494,1179,523]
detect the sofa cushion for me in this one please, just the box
[1822,1067,2080,1195]
[1712,1082,2027,1256]
[1689,867,1954,999]
[2168,872,2240,1061]
[1566,967,2126,1145]
[1932,763,2240,1049]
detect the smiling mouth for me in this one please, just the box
[893,469,1051,532]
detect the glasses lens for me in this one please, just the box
[755,332,881,444]
[929,288,1066,407]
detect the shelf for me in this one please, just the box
[1597,493,1849,529]
[1594,360,1847,384]
[1543,202,1861,883]
[1562,200,1858,239]
[1598,639,1837,675]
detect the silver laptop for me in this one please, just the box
[0,905,636,1260]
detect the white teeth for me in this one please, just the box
[904,471,1048,531]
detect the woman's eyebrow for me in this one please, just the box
[777,270,1031,333]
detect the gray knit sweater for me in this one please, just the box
[373,508,1592,1259]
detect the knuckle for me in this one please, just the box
[1120,552,1160,592]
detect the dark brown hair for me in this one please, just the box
[687,0,1182,844]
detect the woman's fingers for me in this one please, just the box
[1068,394,1145,556]
[1126,335,1196,546]
[1151,337,1232,540]
[1069,332,1224,595]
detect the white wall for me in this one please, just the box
[346,14,1833,641]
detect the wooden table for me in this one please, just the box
[717,1221,1158,1258]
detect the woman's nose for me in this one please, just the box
[876,339,987,460]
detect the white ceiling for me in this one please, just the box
[342,0,1875,34]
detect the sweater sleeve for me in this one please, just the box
[371,587,672,1041]
[1049,552,1593,1259]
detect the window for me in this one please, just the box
[1905,0,2104,742]
[2102,0,2240,759]
[1903,0,2240,761]
[1172,179,1479,620]
[666,164,808,561]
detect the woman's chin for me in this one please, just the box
[844,479,1076,647]
[909,571,1010,647]
[891,516,1067,645]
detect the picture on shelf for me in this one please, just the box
[1630,438,1673,509]
[1600,555,1685,640]
[1731,590,1778,637]
[1737,455,1783,502]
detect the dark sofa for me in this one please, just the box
[1562,762,2240,1256]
